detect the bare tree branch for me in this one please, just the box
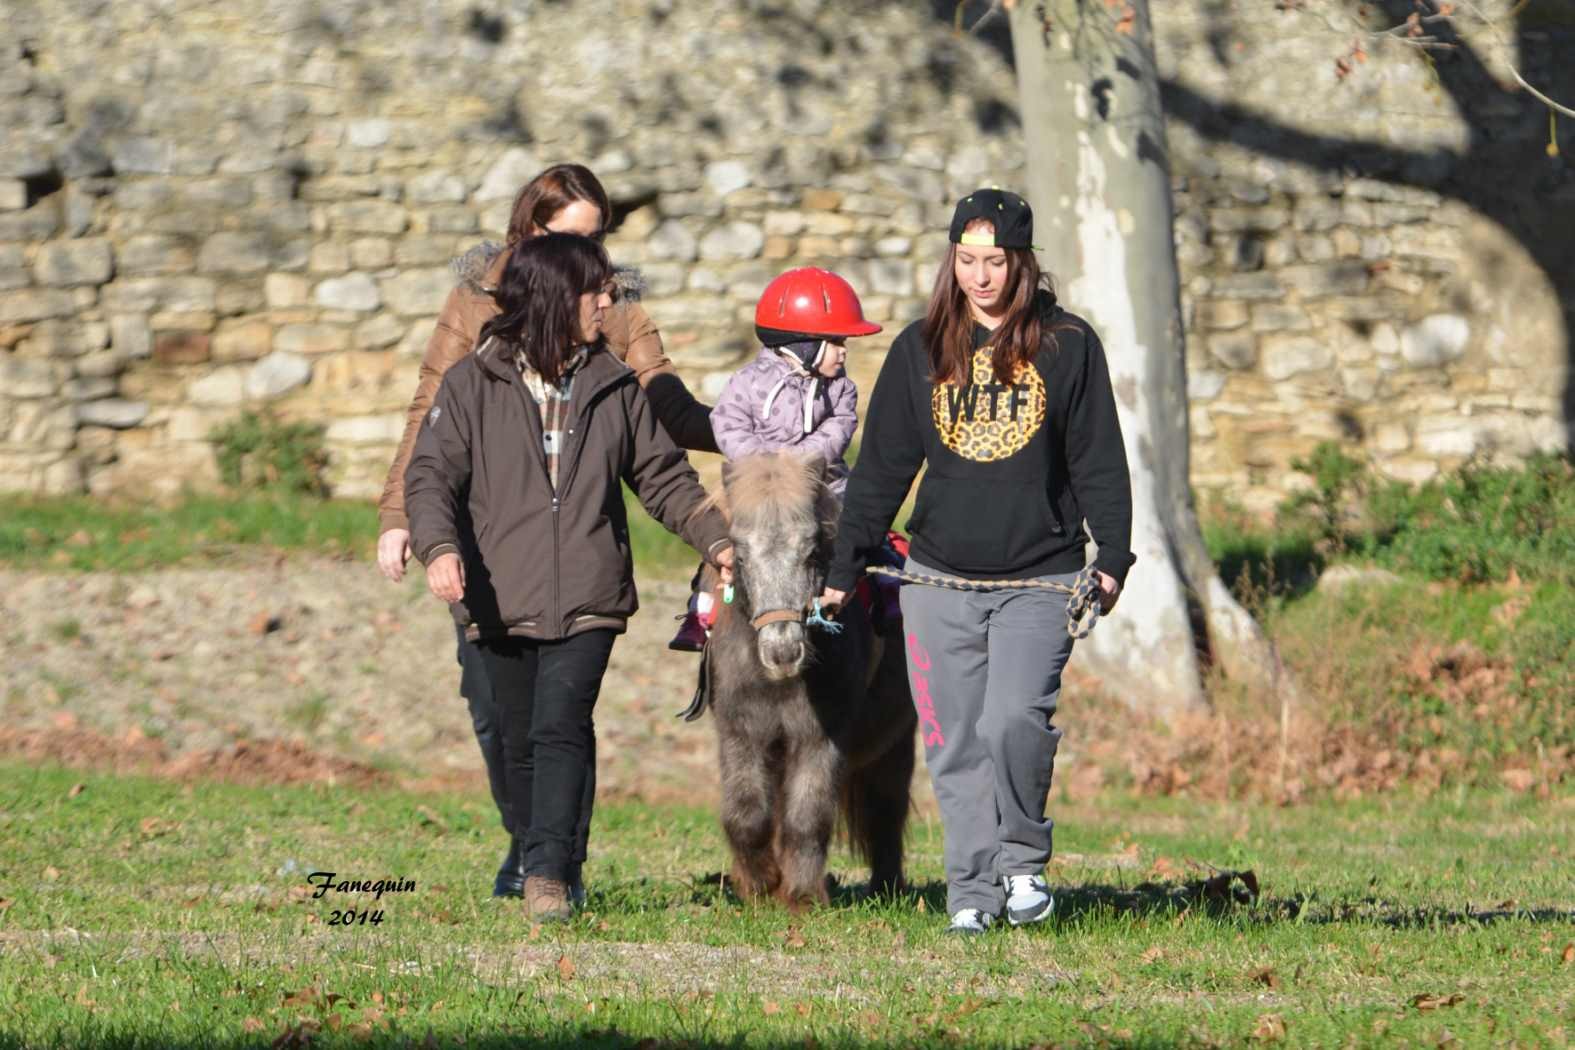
[965,0,1009,36]
[1449,0,1575,118]
[1271,2,1572,119]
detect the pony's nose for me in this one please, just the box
[758,622,806,676]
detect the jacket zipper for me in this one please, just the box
[553,375,634,636]
[551,493,561,634]
[499,357,628,637]
[508,377,559,637]
[555,374,626,504]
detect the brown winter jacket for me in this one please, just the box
[378,242,716,533]
[405,340,730,642]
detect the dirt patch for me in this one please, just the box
[0,724,170,773]
[0,560,732,802]
[3,558,1566,804]
[162,738,391,788]
[0,726,393,789]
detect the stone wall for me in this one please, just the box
[0,0,1568,512]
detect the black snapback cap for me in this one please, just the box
[948,188,1034,250]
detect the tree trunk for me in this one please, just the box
[1009,0,1286,712]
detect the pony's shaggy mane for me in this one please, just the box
[700,452,830,525]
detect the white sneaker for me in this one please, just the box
[945,907,995,936]
[1004,873,1054,926]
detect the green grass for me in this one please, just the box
[0,494,377,571]
[0,489,706,579]
[1,761,1571,1047]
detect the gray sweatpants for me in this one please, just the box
[899,558,1078,916]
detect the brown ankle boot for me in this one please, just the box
[523,875,572,923]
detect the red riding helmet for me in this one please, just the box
[754,267,882,345]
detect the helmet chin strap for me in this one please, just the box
[801,342,828,434]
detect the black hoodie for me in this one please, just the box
[827,291,1136,592]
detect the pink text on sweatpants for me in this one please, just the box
[906,633,946,748]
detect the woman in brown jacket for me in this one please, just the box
[406,233,732,921]
[376,164,715,903]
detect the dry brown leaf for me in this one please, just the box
[248,611,283,636]
[1410,992,1464,1011]
[556,955,576,981]
[67,783,85,798]
[915,896,926,914]
[280,986,319,1008]
[271,1020,320,1050]
[1501,769,1536,793]
[1140,947,1164,964]
[762,1001,781,1016]
[782,926,807,949]
[242,1017,266,1033]
[1250,966,1281,989]
[43,866,60,881]
[1561,942,1574,964]
[1252,1013,1287,1041]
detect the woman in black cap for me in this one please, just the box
[820,189,1136,935]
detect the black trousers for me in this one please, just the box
[470,629,616,881]
[457,628,599,874]
[457,627,512,830]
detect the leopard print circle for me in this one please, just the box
[931,347,1047,462]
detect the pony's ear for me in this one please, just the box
[806,457,830,484]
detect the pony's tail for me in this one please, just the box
[838,770,876,868]
[837,733,914,894]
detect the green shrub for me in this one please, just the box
[1265,444,1574,586]
[208,411,329,495]
[1356,451,1575,584]
[1276,442,1369,550]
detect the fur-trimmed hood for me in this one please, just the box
[449,239,645,302]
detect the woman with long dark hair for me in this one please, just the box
[821,190,1135,935]
[375,163,715,902]
[404,234,732,921]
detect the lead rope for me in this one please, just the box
[864,563,1104,640]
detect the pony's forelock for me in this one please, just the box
[723,454,823,521]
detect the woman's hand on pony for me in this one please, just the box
[426,552,466,603]
[714,544,735,585]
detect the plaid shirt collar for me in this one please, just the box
[515,345,590,491]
